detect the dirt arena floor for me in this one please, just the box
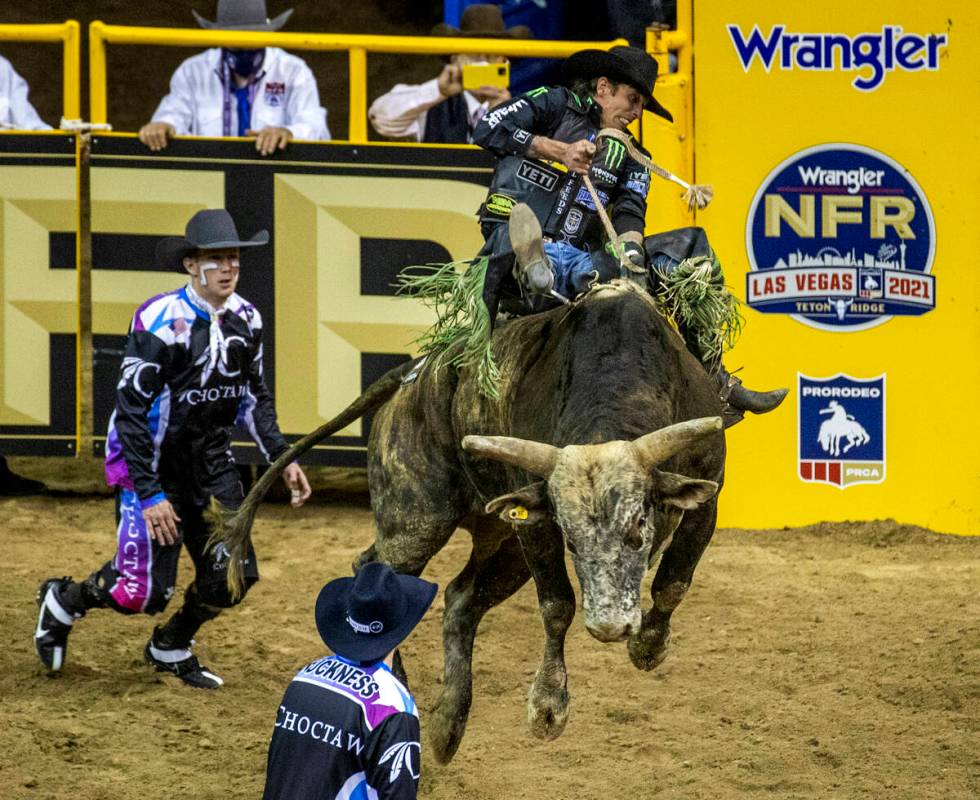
[1,459,977,800]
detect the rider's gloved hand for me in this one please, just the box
[622,241,646,271]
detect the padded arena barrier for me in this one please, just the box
[691,1,978,533]
[0,133,80,455]
[87,134,495,466]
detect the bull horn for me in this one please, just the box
[630,417,723,469]
[462,435,559,478]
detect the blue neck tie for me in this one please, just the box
[234,86,251,137]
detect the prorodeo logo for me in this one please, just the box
[745,143,935,331]
[798,373,885,488]
[727,24,948,91]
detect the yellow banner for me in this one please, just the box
[694,3,978,533]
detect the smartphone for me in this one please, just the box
[462,62,510,91]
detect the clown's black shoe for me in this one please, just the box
[145,628,224,690]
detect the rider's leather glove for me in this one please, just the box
[622,241,647,271]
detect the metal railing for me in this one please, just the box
[89,22,629,143]
[644,0,695,228]
[0,21,81,121]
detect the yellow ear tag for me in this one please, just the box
[508,505,529,521]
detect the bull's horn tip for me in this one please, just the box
[461,435,480,450]
[708,416,723,430]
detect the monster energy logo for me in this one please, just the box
[603,139,626,169]
[527,86,549,98]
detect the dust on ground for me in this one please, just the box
[1,462,976,800]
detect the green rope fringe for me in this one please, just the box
[653,255,744,365]
[398,257,500,399]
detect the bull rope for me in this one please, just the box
[595,127,714,211]
[586,131,739,362]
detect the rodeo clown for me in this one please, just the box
[468,45,786,424]
[34,209,311,689]
[139,0,330,156]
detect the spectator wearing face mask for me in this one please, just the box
[138,0,329,156]
[368,5,531,144]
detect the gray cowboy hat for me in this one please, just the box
[562,45,673,122]
[315,562,438,663]
[156,209,269,269]
[431,4,532,39]
[193,0,293,31]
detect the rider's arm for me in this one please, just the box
[611,148,652,237]
[471,86,568,159]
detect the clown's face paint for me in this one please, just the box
[184,248,240,307]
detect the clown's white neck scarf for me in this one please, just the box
[185,283,232,386]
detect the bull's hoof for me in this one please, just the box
[527,674,570,740]
[428,689,469,764]
[628,623,671,671]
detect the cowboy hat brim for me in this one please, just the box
[156,229,269,270]
[430,22,532,38]
[562,49,673,122]
[315,573,438,663]
[192,8,293,31]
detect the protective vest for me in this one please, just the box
[471,86,651,252]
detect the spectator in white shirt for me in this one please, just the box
[368,5,530,144]
[0,54,51,130]
[139,0,329,155]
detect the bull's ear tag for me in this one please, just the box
[508,505,529,521]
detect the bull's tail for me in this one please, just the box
[208,357,420,598]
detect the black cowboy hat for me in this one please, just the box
[315,562,438,663]
[431,4,532,39]
[156,209,269,269]
[193,0,293,31]
[562,45,673,122]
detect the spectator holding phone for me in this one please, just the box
[368,5,530,144]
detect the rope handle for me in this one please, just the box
[595,128,714,211]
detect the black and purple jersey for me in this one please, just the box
[104,284,288,507]
[263,655,422,800]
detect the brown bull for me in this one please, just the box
[216,280,725,763]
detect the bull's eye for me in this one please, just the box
[565,538,578,555]
[636,514,647,529]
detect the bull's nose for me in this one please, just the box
[586,621,633,642]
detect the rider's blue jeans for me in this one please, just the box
[543,242,597,299]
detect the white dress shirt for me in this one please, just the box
[151,47,330,141]
[368,78,488,142]
[0,55,51,130]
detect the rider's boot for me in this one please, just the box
[508,203,555,296]
[715,365,788,429]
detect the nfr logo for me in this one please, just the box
[798,373,885,488]
[745,144,936,331]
